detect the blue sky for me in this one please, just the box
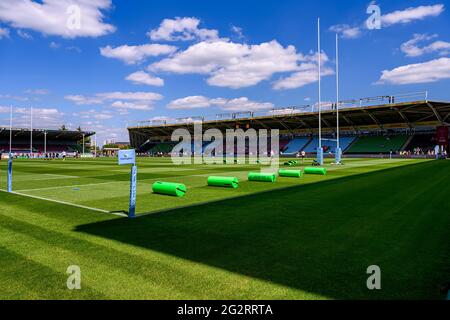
[0,0,449,143]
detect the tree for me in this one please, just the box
[60,124,68,131]
[103,144,119,149]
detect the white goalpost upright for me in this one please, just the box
[82,133,85,155]
[316,17,324,165]
[316,21,343,166]
[30,106,33,156]
[44,131,47,154]
[94,134,97,157]
[9,105,13,155]
[335,33,343,164]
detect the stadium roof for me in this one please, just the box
[128,99,450,147]
[0,128,95,140]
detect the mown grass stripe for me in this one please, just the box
[0,189,125,217]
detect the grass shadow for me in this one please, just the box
[75,161,450,299]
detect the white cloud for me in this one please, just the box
[213,97,274,111]
[273,52,334,90]
[0,27,10,39]
[230,25,244,39]
[377,57,450,85]
[273,67,334,90]
[167,96,212,109]
[65,95,103,105]
[66,92,163,105]
[149,116,173,122]
[73,109,113,120]
[0,0,116,38]
[0,106,12,113]
[151,40,245,74]
[151,40,302,89]
[0,106,64,128]
[65,91,163,112]
[382,4,445,26]
[66,46,82,53]
[100,44,177,65]
[167,96,274,111]
[329,24,362,39]
[49,41,60,49]
[25,89,50,95]
[330,4,445,41]
[148,17,220,42]
[401,34,450,57]
[17,29,32,39]
[0,94,29,101]
[110,101,154,111]
[126,71,164,87]
[96,92,163,101]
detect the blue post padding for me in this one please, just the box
[7,158,12,193]
[316,147,324,165]
[335,147,342,163]
[128,164,137,218]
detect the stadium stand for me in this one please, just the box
[128,95,450,157]
[279,139,290,152]
[404,134,436,154]
[303,137,356,153]
[346,135,409,154]
[0,128,94,156]
[283,138,311,154]
[202,141,220,153]
[149,142,176,154]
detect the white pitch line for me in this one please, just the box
[14,159,407,192]
[0,160,402,195]
[14,164,193,192]
[43,174,80,179]
[0,189,127,217]
[16,181,126,192]
[15,169,227,193]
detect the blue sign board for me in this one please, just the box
[118,149,136,165]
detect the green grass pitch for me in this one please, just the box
[0,157,449,299]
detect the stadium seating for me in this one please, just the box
[336,137,357,152]
[0,144,73,153]
[149,142,176,154]
[0,129,89,155]
[346,135,409,154]
[33,145,73,152]
[279,139,290,152]
[404,134,436,153]
[143,135,426,156]
[303,137,356,153]
[283,138,311,154]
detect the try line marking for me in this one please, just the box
[17,180,124,192]
[15,159,403,192]
[0,188,127,217]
